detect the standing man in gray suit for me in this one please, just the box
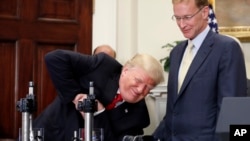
[153,0,247,141]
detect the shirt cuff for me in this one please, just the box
[94,108,105,116]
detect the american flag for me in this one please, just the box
[208,4,218,33]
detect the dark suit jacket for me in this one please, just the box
[153,30,247,141]
[33,50,150,141]
[247,79,250,96]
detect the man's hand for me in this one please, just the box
[72,93,105,118]
[72,93,87,108]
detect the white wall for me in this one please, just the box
[92,0,117,51]
[93,0,183,84]
[137,0,183,63]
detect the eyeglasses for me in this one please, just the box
[172,7,203,22]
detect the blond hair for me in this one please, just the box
[124,54,164,85]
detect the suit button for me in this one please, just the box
[124,109,128,113]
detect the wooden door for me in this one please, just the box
[0,0,93,139]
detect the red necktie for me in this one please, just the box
[106,94,123,110]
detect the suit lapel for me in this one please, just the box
[177,31,215,97]
[170,41,188,100]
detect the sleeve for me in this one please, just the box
[44,49,102,104]
[217,37,247,105]
[152,116,167,140]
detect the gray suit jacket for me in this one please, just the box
[33,50,150,141]
[153,30,247,141]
